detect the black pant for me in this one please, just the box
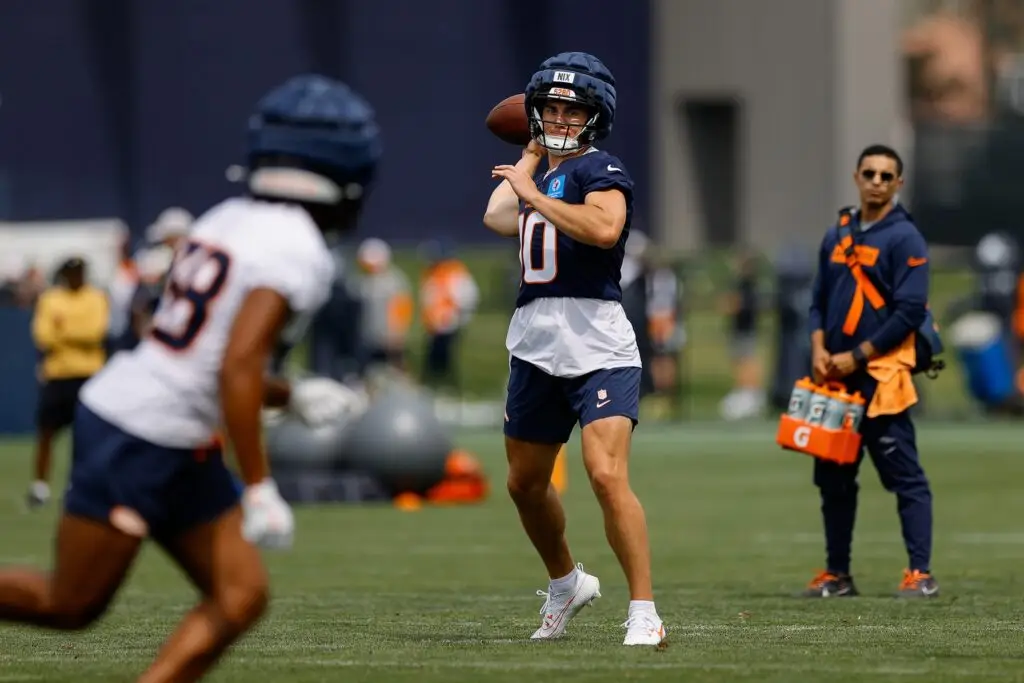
[36,377,89,431]
[813,412,933,574]
[423,331,458,383]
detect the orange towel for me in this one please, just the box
[865,335,918,418]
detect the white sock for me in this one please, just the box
[628,600,657,617]
[30,480,50,499]
[549,566,580,594]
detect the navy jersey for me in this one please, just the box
[516,149,634,308]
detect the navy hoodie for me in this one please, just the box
[809,204,929,370]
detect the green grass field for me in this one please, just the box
[0,421,1022,682]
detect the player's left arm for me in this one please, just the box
[860,230,930,358]
[527,188,627,249]
[221,288,293,485]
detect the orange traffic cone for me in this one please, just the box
[551,445,567,493]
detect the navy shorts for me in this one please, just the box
[504,356,641,444]
[64,403,240,542]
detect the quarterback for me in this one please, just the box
[485,52,666,646]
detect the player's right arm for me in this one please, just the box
[483,144,544,237]
[31,292,59,351]
[220,289,293,486]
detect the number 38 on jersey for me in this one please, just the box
[519,209,559,284]
[150,241,231,351]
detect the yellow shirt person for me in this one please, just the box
[27,257,110,510]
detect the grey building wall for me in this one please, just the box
[651,0,906,250]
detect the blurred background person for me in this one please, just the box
[620,230,656,399]
[28,257,109,508]
[309,243,365,383]
[145,205,193,254]
[105,230,140,353]
[121,245,176,352]
[419,239,479,391]
[718,250,765,420]
[355,237,414,376]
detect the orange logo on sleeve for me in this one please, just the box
[907,257,928,267]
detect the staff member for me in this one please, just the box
[355,237,414,374]
[28,257,109,508]
[804,144,939,599]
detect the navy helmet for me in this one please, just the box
[525,52,617,154]
[247,74,382,205]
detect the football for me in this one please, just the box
[485,93,531,146]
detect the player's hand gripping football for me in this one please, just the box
[241,479,294,550]
[492,141,545,203]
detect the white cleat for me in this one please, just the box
[622,613,667,646]
[530,563,601,640]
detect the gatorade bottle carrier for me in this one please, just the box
[776,379,864,465]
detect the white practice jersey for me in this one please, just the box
[506,298,640,378]
[81,197,334,448]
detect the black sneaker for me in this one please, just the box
[896,569,939,598]
[801,570,859,598]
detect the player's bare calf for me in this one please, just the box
[0,515,141,630]
[581,416,665,645]
[505,436,603,639]
[137,507,269,683]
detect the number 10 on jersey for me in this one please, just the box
[520,210,558,284]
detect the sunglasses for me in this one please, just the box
[860,169,896,183]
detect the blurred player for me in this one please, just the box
[0,74,381,682]
[484,52,666,645]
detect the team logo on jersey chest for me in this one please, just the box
[547,175,565,199]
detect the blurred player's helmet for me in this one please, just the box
[145,206,194,246]
[356,237,391,274]
[525,52,617,155]
[246,74,382,211]
[135,245,175,286]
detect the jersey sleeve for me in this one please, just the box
[247,228,334,315]
[580,154,635,200]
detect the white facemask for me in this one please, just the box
[531,106,598,156]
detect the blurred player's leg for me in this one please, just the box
[137,506,268,683]
[0,514,141,628]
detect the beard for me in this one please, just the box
[862,195,892,209]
